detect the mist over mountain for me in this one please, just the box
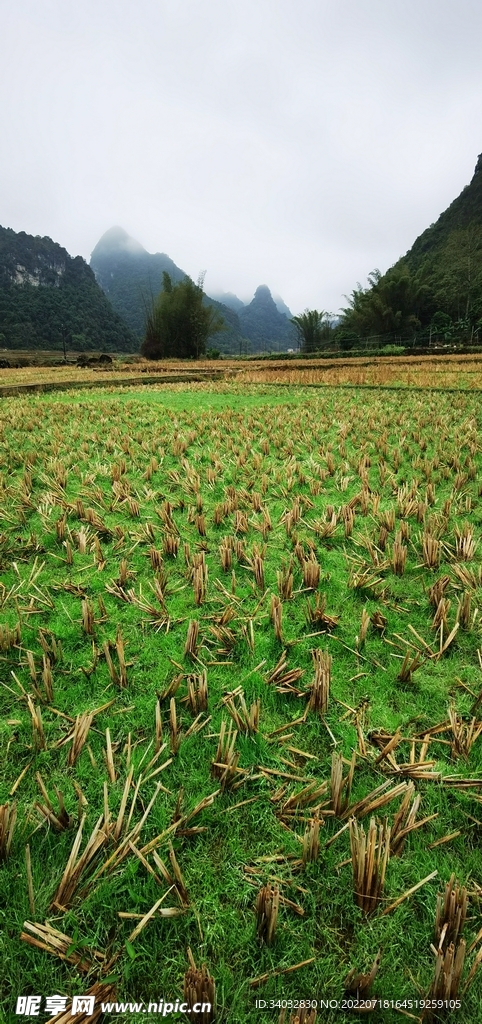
[238,285,296,351]
[90,227,187,337]
[210,289,293,319]
[272,294,293,319]
[90,227,244,352]
[0,226,136,351]
[90,228,296,353]
[209,291,246,313]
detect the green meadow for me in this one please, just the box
[1,382,482,1023]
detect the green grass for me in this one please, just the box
[1,382,482,1023]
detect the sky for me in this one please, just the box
[1,0,482,316]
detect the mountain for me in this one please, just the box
[90,228,243,353]
[210,290,293,319]
[401,154,482,323]
[340,155,482,342]
[90,227,187,337]
[239,285,296,351]
[0,226,137,352]
[210,291,246,313]
[272,294,293,318]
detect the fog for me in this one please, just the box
[1,0,481,314]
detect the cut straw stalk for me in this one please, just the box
[184,948,216,1023]
[0,800,17,861]
[308,649,331,715]
[349,816,390,915]
[330,750,356,816]
[50,815,109,911]
[435,874,468,951]
[20,920,105,972]
[255,881,280,944]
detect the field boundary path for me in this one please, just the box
[0,370,229,398]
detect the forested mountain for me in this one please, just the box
[403,154,482,323]
[90,228,187,336]
[209,291,246,313]
[90,228,244,353]
[0,226,137,351]
[238,285,296,350]
[90,228,296,354]
[210,289,293,318]
[340,154,482,344]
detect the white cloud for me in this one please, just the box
[1,0,481,314]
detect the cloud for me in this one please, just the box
[1,0,481,314]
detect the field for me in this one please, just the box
[1,377,482,1023]
[2,352,482,393]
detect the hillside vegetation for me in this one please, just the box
[340,156,482,347]
[0,227,137,353]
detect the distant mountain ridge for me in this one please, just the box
[0,226,137,351]
[90,227,187,337]
[90,227,243,351]
[90,227,295,353]
[238,285,296,350]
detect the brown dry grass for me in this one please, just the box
[2,351,482,390]
[233,353,482,388]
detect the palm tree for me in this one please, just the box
[290,309,331,353]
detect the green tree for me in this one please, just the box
[290,309,332,353]
[340,266,429,341]
[141,272,225,359]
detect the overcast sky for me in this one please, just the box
[1,0,481,314]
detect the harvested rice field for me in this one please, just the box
[1,381,482,1023]
[2,352,482,394]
